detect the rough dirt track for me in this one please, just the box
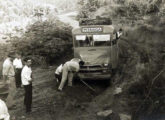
[9,64,107,120]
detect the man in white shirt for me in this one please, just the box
[2,54,15,83]
[13,53,23,88]
[0,99,10,120]
[21,58,32,113]
[58,59,84,91]
[115,28,123,40]
[2,53,16,109]
[55,64,63,83]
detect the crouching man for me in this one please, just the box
[55,64,63,83]
[58,59,84,91]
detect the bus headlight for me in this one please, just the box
[102,70,107,73]
[103,63,108,67]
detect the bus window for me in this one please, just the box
[93,34,110,46]
[75,35,93,47]
[75,35,86,47]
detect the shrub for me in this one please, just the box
[10,20,73,65]
[146,3,159,14]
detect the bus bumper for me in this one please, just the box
[77,72,111,80]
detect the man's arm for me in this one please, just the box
[2,64,11,83]
[5,64,11,76]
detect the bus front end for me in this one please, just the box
[75,47,112,80]
[72,25,118,80]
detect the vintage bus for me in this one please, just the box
[72,18,119,80]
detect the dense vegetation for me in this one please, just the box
[0,0,73,65]
[117,25,165,118]
[10,20,72,65]
[77,0,165,19]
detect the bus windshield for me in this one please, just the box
[75,34,110,47]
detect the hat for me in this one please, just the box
[8,51,15,58]
[23,57,31,62]
[79,60,85,66]
[119,28,123,31]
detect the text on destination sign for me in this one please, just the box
[82,27,103,33]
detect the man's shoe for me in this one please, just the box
[68,84,72,87]
[8,105,17,110]
[57,88,62,92]
[21,116,26,119]
[26,110,31,114]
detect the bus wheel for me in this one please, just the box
[73,75,80,85]
[105,79,111,86]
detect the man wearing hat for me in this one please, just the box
[2,52,16,109]
[116,28,123,40]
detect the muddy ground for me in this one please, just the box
[8,64,109,120]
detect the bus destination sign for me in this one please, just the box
[82,27,103,33]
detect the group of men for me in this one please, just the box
[0,52,84,119]
[0,52,33,120]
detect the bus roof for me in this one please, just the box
[72,25,115,35]
[79,17,112,26]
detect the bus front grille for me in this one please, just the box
[79,65,108,73]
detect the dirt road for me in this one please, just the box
[9,64,107,120]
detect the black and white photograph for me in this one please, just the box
[0,0,165,120]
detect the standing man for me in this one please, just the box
[58,59,84,91]
[116,28,123,40]
[13,53,23,88]
[2,52,16,109]
[21,58,32,113]
[0,99,10,120]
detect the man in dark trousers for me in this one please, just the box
[13,53,23,88]
[21,58,32,113]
